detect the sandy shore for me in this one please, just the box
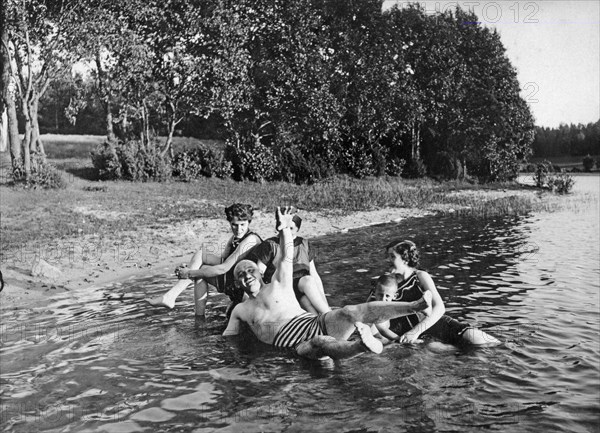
[0,206,433,310]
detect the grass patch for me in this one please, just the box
[2,135,589,255]
[0,173,563,254]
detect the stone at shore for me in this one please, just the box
[31,258,63,281]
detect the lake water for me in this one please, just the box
[1,175,598,433]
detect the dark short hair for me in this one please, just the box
[376,274,397,289]
[385,239,420,268]
[225,203,254,222]
[293,215,302,230]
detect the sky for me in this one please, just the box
[382,0,600,128]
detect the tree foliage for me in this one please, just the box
[2,0,537,184]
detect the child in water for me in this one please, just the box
[371,275,423,343]
[371,240,499,346]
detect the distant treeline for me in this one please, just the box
[532,121,600,158]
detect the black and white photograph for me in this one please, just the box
[1,1,598,432]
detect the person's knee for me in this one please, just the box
[195,279,208,290]
[462,328,500,345]
[297,275,316,294]
[296,336,336,358]
[299,296,317,314]
[338,305,359,322]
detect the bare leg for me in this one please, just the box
[295,323,382,359]
[146,250,204,308]
[297,276,331,314]
[299,296,318,314]
[325,292,432,340]
[194,279,209,316]
[461,328,501,345]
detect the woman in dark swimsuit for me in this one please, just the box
[372,240,499,345]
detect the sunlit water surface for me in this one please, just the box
[1,176,598,432]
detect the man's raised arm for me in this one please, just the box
[271,207,295,290]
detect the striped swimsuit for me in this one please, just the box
[272,312,328,348]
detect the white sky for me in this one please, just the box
[382,0,600,127]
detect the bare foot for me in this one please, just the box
[355,322,383,354]
[146,295,175,309]
[422,291,433,317]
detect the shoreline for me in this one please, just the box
[0,206,433,311]
[2,180,595,312]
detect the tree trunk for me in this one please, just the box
[161,100,178,157]
[5,97,21,168]
[120,111,128,138]
[106,99,116,142]
[0,8,19,161]
[162,119,175,157]
[22,122,31,177]
[20,96,32,177]
[0,108,7,152]
[141,99,151,148]
[30,98,45,161]
[412,121,421,160]
[95,52,116,143]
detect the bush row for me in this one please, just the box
[90,140,415,183]
[11,155,67,189]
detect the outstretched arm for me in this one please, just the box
[271,207,295,290]
[398,271,445,343]
[179,235,261,279]
[376,321,400,341]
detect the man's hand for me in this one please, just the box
[175,264,192,280]
[276,206,296,231]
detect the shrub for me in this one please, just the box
[547,173,575,194]
[338,142,377,179]
[91,142,122,179]
[11,155,67,189]
[172,147,212,180]
[533,160,553,187]
[225,139,278,182]
[91,140,171,181]
[582,154,594,172]
[278,146,330,184]
[385,157,406,177]
[429,152,462,180]
[172,146,233,180]
[213,158,234,179]
[402,157,427,179]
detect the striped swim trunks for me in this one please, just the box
[272,312,328,348]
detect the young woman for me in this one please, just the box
[147,203,261,316]
[372,240,499,346]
